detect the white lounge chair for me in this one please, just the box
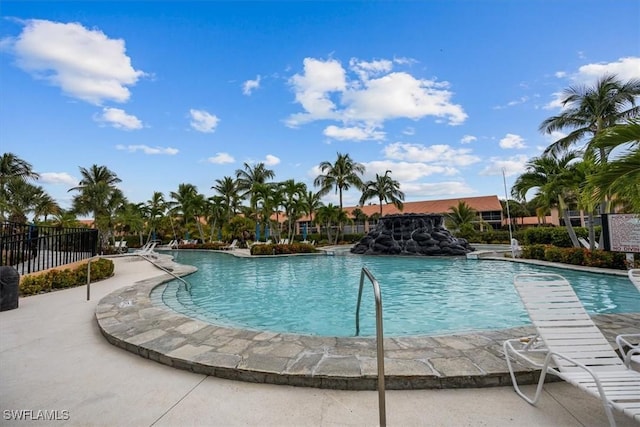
[503,273,640,426]
[615,269,640,370]
[135,241,157,255]
[222,239,238,250]
[629,269,640,291]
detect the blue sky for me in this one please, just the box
[1,1,639,211]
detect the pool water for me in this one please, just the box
[158,251,640,337]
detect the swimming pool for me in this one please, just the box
[157,251,640,337]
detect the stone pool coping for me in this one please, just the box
[95,254,640,390]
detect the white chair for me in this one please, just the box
[503,273,640,426]
[222,239,238,250]
[629,269,640,291]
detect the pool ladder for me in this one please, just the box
[355,267,386,427]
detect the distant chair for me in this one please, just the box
[114,239,128,253]
[222,239,238,250]
[578,237,600,249]
[510,238,522,257]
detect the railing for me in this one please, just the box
[355,267,386,427]
[86,251,191,301]
[1,221,98,276]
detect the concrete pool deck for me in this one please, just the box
[2,252,639,426]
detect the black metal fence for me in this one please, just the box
[1,221,99,275]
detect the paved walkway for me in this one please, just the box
[1,254,639,426]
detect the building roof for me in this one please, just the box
[297,195,502,222]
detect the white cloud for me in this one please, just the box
[479,155,529,176]
[286,58,346,126]
[362,160,458,182]
[286,57,467,132]
[189,109,220,133]
[39,172,77,186]
[6,19,145,105]
[499,133,527,149]
[94,107,143,130]
[242,75,261,95]
[400,181,475,199]
[349,58,393,81]
[323,125,385,141]
[207,152,234,164]
[115,144,178,155]
[546,57,640,109]
[263,154,280,166]
[383,142,481,166]
[402,127,415,136]
[460,135,477,144]
[577,56,640,83]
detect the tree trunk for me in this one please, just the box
[562,209,581,248]
[587,211,597,251]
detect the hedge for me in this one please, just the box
[19,258,115,296]
[520,244,628,270]
[250,243,317,255]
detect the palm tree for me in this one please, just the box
[446,201,479,235]
[589,119,640,212]
[280,179,307,241]
[300,190,324,234]
[211,176,240,223]
[315,203,350,244]
[540,74,640,243]
[359,170,404,216]
[511,152,583,248]
[314,152,365,210]
[169,183,207,241]
[68,164,122,248]
[0,152,39,220]
[235,162,275,215]
[33,189,60,222]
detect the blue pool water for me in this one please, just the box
[158,251,640,337]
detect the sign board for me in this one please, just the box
[601,214,640,253]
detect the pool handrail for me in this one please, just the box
[355,267,386,427]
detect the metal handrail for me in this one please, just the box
[86,252,191,301]
[355,267,386,427]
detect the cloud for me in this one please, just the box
[323,125,385,141]
[479,155,529,176]
[115,144,178,155]
[383,142,481,166]
[400,181,475,199]
[546,56,640,109]
[402,127,415,136]
[286,57,467,134]
[362,160,458,181]
[499,133,527,149]
[460,135,477,144]
[5,19,145,105]
[39,172,77,186]
[242,75,261,95]
[207,152,235,164]
[189,109,220,133]
[263,154,280,166]
[94,107,143,130]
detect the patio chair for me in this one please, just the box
[222,239,238,250]
[629,269,640,291]
[503,273,640,426]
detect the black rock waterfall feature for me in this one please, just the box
[350,213,474,256]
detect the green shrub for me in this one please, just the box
[250,243,317,256]
[522,244,546,260]
[19,258,114,296]
[544,246,564,263]
[562,248,586,266]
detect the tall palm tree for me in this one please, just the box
[235,162,275,214]
[280,179,307,241]
[315,203,350,244]
[211,176,240,223]
[359,170,405,216]
[314,152,365,210]
[33,189,60,222]
[68,164,122,248]
[300,190,324,233]
[511,151,583,248]
[540,74,640,244]
[169,183,206,241]
[0,152,39,220]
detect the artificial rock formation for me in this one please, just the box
[350,213,474,256]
